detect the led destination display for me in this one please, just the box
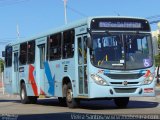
[99,22,142,28]
[91,18,150,31]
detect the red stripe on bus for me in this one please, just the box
[29,65,38,96]
[40,88,45,95]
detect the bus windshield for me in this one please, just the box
[91,32,153,70]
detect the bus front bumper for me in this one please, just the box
[89,82,156,98]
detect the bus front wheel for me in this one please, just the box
[66,83,80,108]
[114,97,129,108]
[20,83,37,104]
[20,83,30,104]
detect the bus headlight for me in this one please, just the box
[141,73,154,85]
[91,74,108,86]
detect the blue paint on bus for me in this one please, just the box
[44,61,54,95]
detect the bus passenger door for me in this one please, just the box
[38,44,46,95]
[13,52,19,93]
[77,35,88,95]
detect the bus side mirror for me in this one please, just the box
[87,37,92,49]
[2,51,5,57]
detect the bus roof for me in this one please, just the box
[7,16,148,46]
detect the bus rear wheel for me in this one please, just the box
[114,97,129,108]
[66,83,79,108]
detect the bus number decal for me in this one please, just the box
[62,61,70,64]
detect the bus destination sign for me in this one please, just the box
[91,18,150,31]
[99,22,141,29]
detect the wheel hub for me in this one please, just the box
[21,89,25,100]
[67,89,72,103]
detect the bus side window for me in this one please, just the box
[46,37,50,60]
[19,42,27,65]
[5,46,12,67]
[63,29,75,59]
[49,33,61,60]
[27,40,35,64]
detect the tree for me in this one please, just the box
[158,34,160,49]
[0,58,4,72]
[156,34,160,84]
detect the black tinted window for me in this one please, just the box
[19,42,27,65]
[63,29,75,58]
[27,40,35,64]
[49,33,61,60]
[5,46,12,67]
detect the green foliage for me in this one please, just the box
[156,34,160,66]
[158,34,160,48]
[155,54,160,66]
[0,59,4,72]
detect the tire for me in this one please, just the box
[65,83,80,108]
[20,83,30,104]
[58,97,66,106]
[114,97,129,108]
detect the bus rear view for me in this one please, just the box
[87,17,156,108]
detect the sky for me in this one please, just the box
[0,0,160,57]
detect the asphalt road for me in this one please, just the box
[0,87,160,120]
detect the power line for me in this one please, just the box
[150,20,160,24]
[145,15,160,24]
[67,5,88,17]
[59,1,87,19]
[146,15,160,19]
[0,37,25,43]
[0,42,11,44]
[0,0,30,3]
[0,0,31,7]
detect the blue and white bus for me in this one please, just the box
[3,16,156,108]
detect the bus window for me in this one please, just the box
[27,40,35,64]
[63,29,75,59]
[19,42,27,65]
[78,37,82,65]
[46,37,49,60]
[83,36,87,64]
[49,33,61,60]
[5,46,12,67]
[39,45,45,69]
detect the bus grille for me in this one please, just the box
[114,88,137,93]
[106,74,144,79]
[110,82,139,85]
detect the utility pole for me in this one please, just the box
[63,0,67,24]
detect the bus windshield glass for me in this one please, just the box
[91,32,153,70]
